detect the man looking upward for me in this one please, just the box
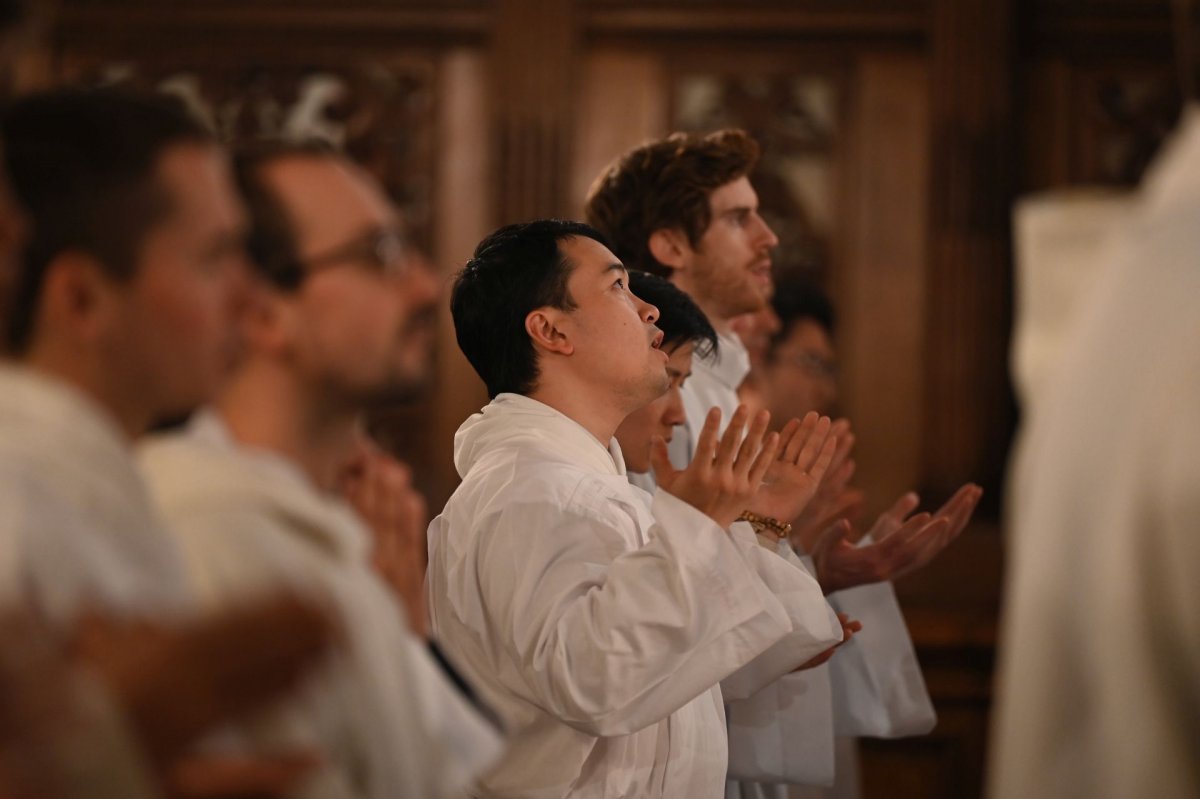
[428,219,844,798]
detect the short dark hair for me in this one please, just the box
[768,278,836,359]
[451,219,607,399]
[584,129,760,278]
[628,270,717,360]
[1,86,214,351]
[232,140,339,291]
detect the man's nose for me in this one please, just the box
[397,251,442,306]
[663,387,686,426]
[634,295,659,325]
[755,214,780,249]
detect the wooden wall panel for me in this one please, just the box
[838,54,930,520]
[428,48,493,507]
[491,0,579,220]
[924,0,1016,508]
[570,50,668,217]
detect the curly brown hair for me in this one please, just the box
[584,129,759,278]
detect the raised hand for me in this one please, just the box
[650,405,780,529]
[807,483,982,593]
[339,443,430,636]
[748,411,838,524]
[789,419,864,550]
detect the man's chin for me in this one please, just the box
[358,373,433,410]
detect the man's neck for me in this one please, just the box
[526,380,633,449]
[667,274,734,336]
[22,346,145,440]
[215,363,358,492]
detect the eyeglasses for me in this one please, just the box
[784,351,838,380]
[299,227,408,280]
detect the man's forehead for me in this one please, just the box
[709,175,758,212]
[267,156,395,244]
[561,234,623,273]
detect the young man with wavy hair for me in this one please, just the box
[588,132,980,798]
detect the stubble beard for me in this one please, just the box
[692,257,767,323]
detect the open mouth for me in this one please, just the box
[650,330,664,349]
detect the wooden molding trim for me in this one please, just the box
[56,4,490,43]
[583,7,927,43]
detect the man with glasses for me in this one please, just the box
[139,143,502,798]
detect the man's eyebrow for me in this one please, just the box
[602,262,628,277]
[718,205,754,217]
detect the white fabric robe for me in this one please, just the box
[0,366,185,796]
[0,365,190,621]
[990,107,1200,799]
[138,411,503,799]
[676,333,935,796]
[427,393,842,798]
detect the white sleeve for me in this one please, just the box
[397,635,505,797]
[458,487,817,737]
[170,506,500,799]
[723,533,841,786]
[719,522,843,701]
[826,558,936,738]
[725,663,837,786]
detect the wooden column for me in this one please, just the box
[924,0,1016,505]
[491,0,578,221]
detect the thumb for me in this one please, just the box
[648,436,677,484]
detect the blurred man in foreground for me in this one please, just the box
[139,143,502,798]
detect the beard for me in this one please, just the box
[356,370,431,410]
[360,304,439,407]
[313,321,438,414]
[690,259,768,321]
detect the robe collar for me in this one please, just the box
[454,393,624,478]
[0,364,131,465]
[1142,103,1200,218]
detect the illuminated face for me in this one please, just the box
[265,156,440,407]
[676,176,779,323]
[554,235,668,412]
[614,341,695,474]
[104,144,249,421]
[763,318,838,418]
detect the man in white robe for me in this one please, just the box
[138,144,502,799]
[0,87,342,797]
[0,87,247,621]
[587,131,978,796]
[990,107,1200,799]
[430,219,846,798]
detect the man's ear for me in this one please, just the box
[648,228,691,273]
[525,307,574,356]
[239,280,295,356]
[37,250,117,344]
